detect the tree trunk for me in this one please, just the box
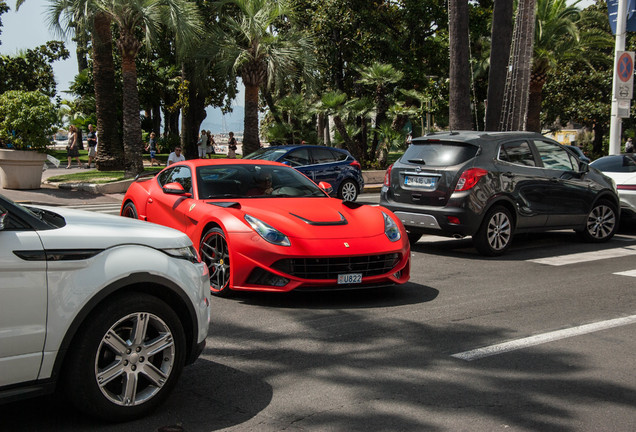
[92,12,124,171]
[180,63,206,159]
[243,83,261,156]
[119,33,144,177]
[448,0,473,130]
[526,74,545,133]
[485,0,513,131]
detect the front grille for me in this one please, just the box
[272,253,401,280]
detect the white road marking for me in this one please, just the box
[613,269,636,277]
[529,245,636,266]
[452,315,636,361]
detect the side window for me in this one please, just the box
[499,141,535,166]
[282,149,310,167]
[533,140,577,171]
[311,147,337,164]
[159,166,192,193]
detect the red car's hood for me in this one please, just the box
[236,198,387,239]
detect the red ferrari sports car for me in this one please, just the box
[121,159,410,296]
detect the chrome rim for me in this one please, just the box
[586,204,616,239]
[200,230,230,292]
[486,211,512,251]
[95,312,175,406]
[341,181,357,201]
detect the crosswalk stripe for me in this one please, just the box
[613,269,636,277]
[529,245,636,266]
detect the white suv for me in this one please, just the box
[0,194,210,421]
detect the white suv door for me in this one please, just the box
[0,216,47,386]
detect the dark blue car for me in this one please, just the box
[243,145,365,201]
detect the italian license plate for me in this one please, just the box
[404,175,437,189]
[337,273,362,284]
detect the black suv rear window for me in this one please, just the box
[402,141,478,166]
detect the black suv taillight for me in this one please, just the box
[455,168,488,191]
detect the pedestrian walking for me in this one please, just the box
[626,137,634,153]
[207,131,216,158]
[145,132,160,166]
[66,125,82,169]
[197,130,208,158]
[227,131,237,159]
[86,124,97,168]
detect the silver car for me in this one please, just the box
[0,194,210,421]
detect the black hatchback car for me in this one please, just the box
[380,131,620,256]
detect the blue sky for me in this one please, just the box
[1,1,78,94]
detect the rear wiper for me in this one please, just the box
[408,158,426,165]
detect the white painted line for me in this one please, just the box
[452,315,636,361]
[529,245,636,266]
[613,269,636,278]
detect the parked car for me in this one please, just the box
[590,154,636,220]
[243,145,365,201]
[380,131,620,256]
[0,194,211,421]
[121,159,410,296]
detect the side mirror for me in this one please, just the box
[578,161,590,174]
[163,182,192,197]
[317,181,334,195]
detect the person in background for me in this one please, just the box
[227,131,237,159]
[167,146,185,166]
[625,137,634,153]
[86,124,97,168]
[145,132,160,166]
[207,131,216,158]
[66,125,82,169]
[197,130,208,158]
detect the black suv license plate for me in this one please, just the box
[404,175,437,189]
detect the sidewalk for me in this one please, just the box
[1,164,384,206]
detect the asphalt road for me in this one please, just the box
[2,194,635,432]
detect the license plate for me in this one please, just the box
[337,273,362,284]
[404,175,437,189]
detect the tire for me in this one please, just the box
[121,201,138,219]
[200,227,232,296]
[338,179,359,202]
[63,293,186,422]
[473,205,514,256]
[407,231,422,245]
[576,200,618,243]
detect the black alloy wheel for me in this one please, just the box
[200,227,232,296]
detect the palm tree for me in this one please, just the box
[46,1,124,170]
[86,0,201,176]
[356,62,403,159]
[526,0,582,132]
[448,0,472,130]
[214,0,316,156]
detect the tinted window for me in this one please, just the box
[158,166,192,193]
[402,141,478,166]
[243,147,288,161]
[282,149,310,167]
[499,140,535,166]
[533,140,577,171]
[311,147,337,164]
[591,155,636,172]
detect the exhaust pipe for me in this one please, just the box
[453,234,465,239]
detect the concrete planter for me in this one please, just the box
[0,149,48,190]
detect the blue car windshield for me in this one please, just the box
[243,148,289,161]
